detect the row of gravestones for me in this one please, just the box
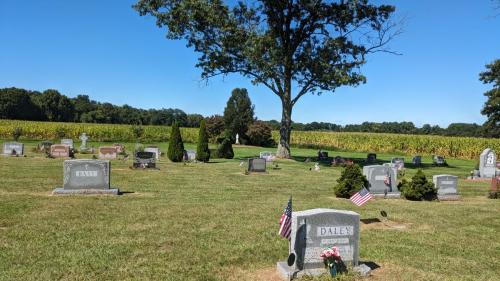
[367,154,446,167]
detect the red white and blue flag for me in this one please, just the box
[350,187,373,207]
[278,197,292,240]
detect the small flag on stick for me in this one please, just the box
[278,197,292,240]
[350,187,373,207]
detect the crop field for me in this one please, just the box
[1,120,499,160]
[0,141,498,281]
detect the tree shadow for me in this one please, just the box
[360,261,381,270]
[360,218,381,224]
[118,191,135,195]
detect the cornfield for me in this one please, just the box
[1,120,498,160]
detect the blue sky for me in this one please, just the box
[1,0,499,127]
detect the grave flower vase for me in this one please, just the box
[329,265,337,277]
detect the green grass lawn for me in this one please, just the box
[0,141,498,281]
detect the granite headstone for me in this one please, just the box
[144,146,161,160]
[50,144,70,158]
[277,209,360,279]
[52,159,119,195]
[133,151,156,168]
[61,139,74,149]
[248,158,266,172]
[363,165,398,195]
[479,148,496,178]
[98,146,117,159]
[3,142,24,156]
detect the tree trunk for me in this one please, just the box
[276,101,292,159]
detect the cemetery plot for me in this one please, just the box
[2,142,24,156]
[52,159,119,195]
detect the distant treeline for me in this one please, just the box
[0,87,490,138]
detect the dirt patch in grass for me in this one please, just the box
[360,219,409,231]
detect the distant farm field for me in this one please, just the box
[1,119,499,160]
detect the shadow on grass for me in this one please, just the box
[119,191,135,195]
[360,218,382,224]
[360,261,381,270]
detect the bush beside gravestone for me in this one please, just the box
[400,169,437,201]
[216,136,234,159]
[167,123,184,162]
[334,164,369,198]
[196,120,210,162]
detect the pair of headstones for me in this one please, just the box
[277,209,360,279]
[260,151,276,162]
[2,142,24,156]
[52,159,119,195]
[391,157,405,170]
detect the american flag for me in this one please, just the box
[384,172,391,186]
[350,187,373,207]
[278,197,292,240]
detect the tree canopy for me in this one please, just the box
[134,0,400,157]
[479,59,500,138]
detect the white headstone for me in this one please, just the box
[480,148,497,178]
[235,133,240,145]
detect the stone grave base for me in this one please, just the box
[438,194,461,201]
[372,192,401,199]
[276,262,324,280]
[52,188,120,195]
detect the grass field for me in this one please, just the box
[0,141,499,281]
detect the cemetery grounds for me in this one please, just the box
[0,140,499,281]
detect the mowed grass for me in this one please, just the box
[0,141,499,281]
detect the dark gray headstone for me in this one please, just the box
[277,209,360,279]
[53,160,118,195]
[248,158,266,172]
[433,175,458,195]
[133,151,156,168]
[433,155,446,166]
[480,148,496,178]
[3,142,24,156]
[412,156,422,166]
[366,153,377,163]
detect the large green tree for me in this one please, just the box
[479,59,500,138]
[223,88,254,143]
[33,89,75,122]
[134,0,399,158]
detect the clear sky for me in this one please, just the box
[1,0,499,127]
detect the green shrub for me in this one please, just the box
[216,133,234,159]
[400,169,437,201]
[247,121,276,147]
[397,178,409,192]
[334,164,368,198]
[167,123,185,162]
[12,127,22,141]
[196,120,210,162]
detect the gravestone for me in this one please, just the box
[433,155,446,166]
[260,151,276,162]
[39,140,53,152]
[133,151,156,168]
[363,165,398,196]
[144,146,161,160]
[50,144,70,158]
[61,139,74,149]
[479,148,497,178]
[366,153,377,163]
[3,142,24,156]
[52,159,119,195]
[277,209,360,279]
[98,146,117,159]
[183,150,196,161]
[333,156,345,166]
[412,156,422,166]
[318,150,328,160]
[391,157,405,170]
[248,158,266,172]
[113,143,125,154]
[433,174,459,200]
[79,133,89,151]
